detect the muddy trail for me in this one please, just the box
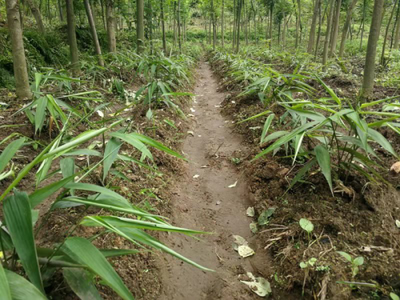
[157,62,268,299]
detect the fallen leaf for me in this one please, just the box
[390,162,400,173]
[396,220,400,228]
[193,174,200,179]
[250,222,258,233]
[238,245,255,258]
[187,131,195,136]
[228,181,238,188]
[246,207,255,217]
[190,108,196,113]
[258,208,276,226]
[240,272,271,297]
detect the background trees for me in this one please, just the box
[0,0,396,100]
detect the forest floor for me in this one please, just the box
[157,61,269,300]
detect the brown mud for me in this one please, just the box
[158,62,274,300]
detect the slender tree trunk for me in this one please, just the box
[269,3,273,49]
[221,0,225,48]
[323,0,334,65]
[295,0,300,48]
[360,0,367,50]
[173,1,177,47]
[100,0,106,30]
[211,0,216,50]
[233,0,236,50]
[315,0,325,58]
[362,0,384,99]
[161,0,167,53]
[236,0,242,53]
[329,0,342,56]
[136,0,144,52]
[339,0,358,57]
[84,0,103,66]
[244,0,248,45]
[6,0,31,99]
[380,2,396,65]
[177,0,181,53]
[25,0,45,33]
[106,0,116,52]
[308,0,321,53]
[66,0,79,75]
[57,0,63,22]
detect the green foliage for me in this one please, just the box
[337,251,364,278]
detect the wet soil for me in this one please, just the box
[158,62,273,300]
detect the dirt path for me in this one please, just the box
[158,62,266,299]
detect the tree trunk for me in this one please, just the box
[211,0,216,50]
[161,0,167,53]
[308,0,321,53]
[177,0,181,53]
[136,0,144,52]
[57,0,63,22]
[25,0,45,33]
[236,0,242,53]
[329,0,342,56]
[221,0,224,48]
[84,0,103,66]
[66,0,79,75]
[232,0,236,50]
[106,0,116,52]
[361,0,384,99]
[100,0,106,30]
[380,2,396,65]
[315,0,326,58]
[338,0,358,57]
[295,0,300,48]
[359,0,367,50]
[6,0,31,99]
[322,0,334,65]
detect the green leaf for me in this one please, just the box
[390,292,400,300]
[4,270,46,300]
[288,159,317,190]
[63,268,102,300]
[260,114,275,145]
[237,110,272,124]
[103,138,122,181]
[0,262,12,300]
[353,257,364,266]
[299,218,314,233]
[4,190,43,292]
[258,208,275,226]
[254,121,318,160]
[315,145,333,194]
[62,237,134,300]
[337,251,352,262]
[368,128,397,157]
[29,175,75,207]
[110,132,153,161]
[314,75,341,107]
[0,138,25,174]
[35,97,47,134]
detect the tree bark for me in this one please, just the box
[329,0,342,56]
[339,0,358,57]
[57,0,63,22]
[106,0,116,52]
[161,0,167,53]
[361,0,384,99]
[308,0,321,53]
[177,0,181,53]
[25,0,45,33]
[221,0,225,48]
[84,0,103,66]
[359,0,367,50]
[6,0,31,99]
[380,2,396,65]
[323,0,334,65]
[66,0,79,76]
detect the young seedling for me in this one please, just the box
[337,251,364,278]
[299,218,314,243]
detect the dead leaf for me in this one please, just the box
[240,272,271,297]
[390,162,400,173]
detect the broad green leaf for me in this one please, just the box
[110,132,153,161]
[116,227,214,272]
[254,121,318,160]
[4,270,46,300]
[337,251,352,262]
[60,157,75,179]
[4,190,43,291]
[35,97,47,134]
[29,175,75,207]
[103,138,122,181]
[260,114,275,145]
[0,262,12,300]
[62,237,134,300]
[314,75,341,107]
[353,257,364,266]
[63,268,102,300]
[315,145,333,194]
[299,218,314,233]
[237,110,271,124]
[81,216,207,235]
[368,128,397,157]
[0,138,25,174]
[293,132,305,164]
